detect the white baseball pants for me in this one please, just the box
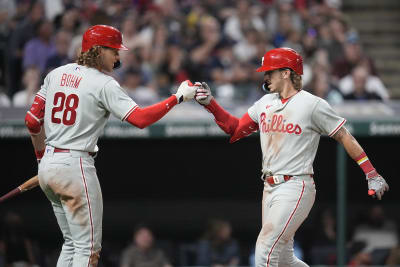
[255,175,316,267]
[38,146,102,267]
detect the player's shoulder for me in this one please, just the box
[256,92,279,104]
[298,90,335,115]
[298,90,319,100]
[85,66,117,86]
[297,90,324,105]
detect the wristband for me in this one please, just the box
[355,152,375,174]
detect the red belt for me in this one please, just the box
[54,148,70,153]
[265,175,292,185]
[54,148,96,157]
[264,174,313,186]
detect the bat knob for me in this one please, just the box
[368,189,375,196]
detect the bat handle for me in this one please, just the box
[0,187,22,203]
[18,186,27,193]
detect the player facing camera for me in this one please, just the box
[194,46,388,267]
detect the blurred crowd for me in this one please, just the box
[1,205,399,266]
[0,0,391,110]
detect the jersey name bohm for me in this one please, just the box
[60,73,82,89]
[260,113,302,135]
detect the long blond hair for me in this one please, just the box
[76,46,102,69]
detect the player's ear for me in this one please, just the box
[281,69,290,79]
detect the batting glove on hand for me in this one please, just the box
[174,80,199,104]
[366,170,389,200]
[195,82,213,105]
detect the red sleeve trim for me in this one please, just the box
[36,93,46,101]
[126,96,178,129]
[329,118,346,137]
[122,105,139,121]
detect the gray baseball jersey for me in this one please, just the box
[37,63,138,266]
[38,63,137,152]
[248,90,346,176]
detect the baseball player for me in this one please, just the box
[195,47,389,267]
[24,25,199,266]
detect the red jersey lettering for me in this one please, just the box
[260,113,302,135]
[60,73,82,89]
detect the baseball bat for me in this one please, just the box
[0,175,39,203]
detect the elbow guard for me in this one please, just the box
[25,95,45,135]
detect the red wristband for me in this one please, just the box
[355,152,375,174]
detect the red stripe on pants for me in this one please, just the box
[80,157,94,266]
[266,181,305,267]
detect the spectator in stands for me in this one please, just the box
[120,224,172,267]
[0,0,16,90]
[12,66,40,107]
[317,18,347,63]
[233,27,261,64]
[195,219,240,266]
[187,16,222,82]
[308,71,343,105]
[347,241,373,266]
[309,208,337,265]
[119,15,142,62]
[57,8,81,34]
[22,19,56,74]
[0,86,11,107]
[340,65,386,101]
[0,212,36,266]
[301,27,318,60]
[122,67,160,106]
[208,39,252,106]
[157,38,189,93]
[265,0,303,44]
[350,205,398,265]
[0,0,392,108]
[332,31,378,80]
[7,1,44,97]
[44,30,72,75]
[224,0,266,43]
[386,243,400,266]
[271,11,298,48]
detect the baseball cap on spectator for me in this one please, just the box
[346,31,360,44]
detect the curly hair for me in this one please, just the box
[289,70,302,91]
[76,46,102,69]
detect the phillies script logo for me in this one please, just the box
[260,113,302,135]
